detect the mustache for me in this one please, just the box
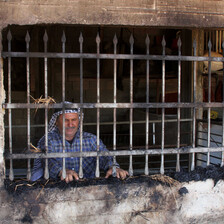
[65,126,77,130]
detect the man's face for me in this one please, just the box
[56,113,79,141]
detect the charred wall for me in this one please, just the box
[2,176,224,224]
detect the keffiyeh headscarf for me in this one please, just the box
[48,101,83,132]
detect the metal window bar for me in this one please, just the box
[4,102,224,110]
[207,40,212,166]
[95,33,100,178]
[4,118,193,129]
[176,37,182,172]
[145,35,150,175]
[113,34,118,177]
[152,122,156,145]
[160,36,166,174]
[129,34,134,176]
[191,39,197,171]
[61,31,66,179]
[222,41,224,167]
[25,32,31,180]
[197,119,223,166]
[3,30,224,180]
[205,30,224,53]
[79,32,84,178]
[6,147,224,160]
[7,30,13,181]
[43,30,49,180]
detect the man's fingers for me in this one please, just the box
[60,169,79,183]
[72,172,79,180]
[105,169,112,178]
[105,168,129,179]
[117,169,129,180]
[65,176,69,183]
[116,170,120,179]
[68,174,74,182]
[124,171,129,177]
[117,170,124,180]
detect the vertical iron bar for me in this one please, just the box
[145,34,150,175]
[223,31,224,46]
[216,30,218,52]
[191,40,197,171]
[61,31,66,179]
[222,40,224,167]
[79,32,84,178]
[205,32,208,52]
[129,34,134,176]
[25,32,31,180]
[153,122,155,145]
[43,31,49,179]
[207,40,212,166]
[160,36,166,174]
[112,34,118,177]
[176,37,182,172]
[95,33,100,178]
[7,30,14,181]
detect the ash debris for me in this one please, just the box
[4,175,157,195]
[166,165,224,184]
[4,165,224,195]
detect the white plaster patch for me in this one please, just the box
[45,201,79,224]
[180,179,224,219]
[183,179,214,193]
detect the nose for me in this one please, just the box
[67,120,73,127]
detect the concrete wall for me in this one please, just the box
[1,0,224,28]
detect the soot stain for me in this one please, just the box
[4,175,158,196]
[21,213,33,224]
[166,165,224,184]
[178,187,189,196]
[150,191,162,204]
[30,205,41,216]
[4,165,224,196]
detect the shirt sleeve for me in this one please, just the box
[38,136,63,179]
[91,136,120,172]
[31,158,43,181]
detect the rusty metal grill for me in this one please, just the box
[2,29,224,181]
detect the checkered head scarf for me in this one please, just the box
[48,101,83,132]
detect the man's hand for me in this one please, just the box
[58,169,79,183]
[105,167,129,180]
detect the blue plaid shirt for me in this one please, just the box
[31,128,118,180]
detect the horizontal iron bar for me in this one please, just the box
[4,118,193,128]
[4,147,224,159]
[3,102,224,109]
[2,52,224,62]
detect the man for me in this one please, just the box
[31,102,129,183]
